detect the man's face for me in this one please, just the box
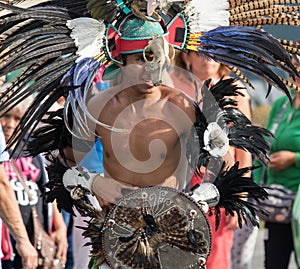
[122,53,157,88]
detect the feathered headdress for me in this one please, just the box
[0,0,299,151]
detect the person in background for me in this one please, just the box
[0,130,38,269]
[0,94,68,269]
[292,52,300,269]
[253,53,300,269]
[0,77,38,269]
[172,51,255,269]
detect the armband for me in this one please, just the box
[190,182,220,212]
[63,166,98,200]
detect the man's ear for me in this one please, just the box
[115,55,126,67]
[181,52,190,66]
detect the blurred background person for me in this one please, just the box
[292,52,300,269]
[172,50,255,269]
[0,84,68,268]
[0,118,38,269]
[254,52,300,269]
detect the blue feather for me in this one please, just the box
[198,26,299,100]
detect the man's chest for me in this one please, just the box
[100,118,184,160]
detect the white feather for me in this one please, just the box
[67,18,105,61]
[185,0,229,32]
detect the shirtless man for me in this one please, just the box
[0,2,297,268]
[60,47,268,269]
[64,52,196,207]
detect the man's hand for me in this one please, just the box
[92,175,139,205]
[63,166,138,206]
[15,239,38,269]
[63,166,97,199]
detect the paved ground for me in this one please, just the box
[252,229,298,269]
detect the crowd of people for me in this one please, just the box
[0,1,299,269]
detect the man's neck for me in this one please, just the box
[122,84,162,101]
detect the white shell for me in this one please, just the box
[203,122,229,157]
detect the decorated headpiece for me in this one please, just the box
[103,14,177,82]
[106,15,167,60]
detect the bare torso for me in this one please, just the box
[88,83,195,190]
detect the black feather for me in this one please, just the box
[212,162,268,230]
[0,3,80,153]
[43,155,75,215]
[27,108,72,157]
[44,154,100,217]
[228,125,272,165]
[187,78,272,173]
[3,58,76,153]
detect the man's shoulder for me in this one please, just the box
[164,86,194,107]
[88,86,120,110]
[161,86,196,121]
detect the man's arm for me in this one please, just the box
[0,163,38,269]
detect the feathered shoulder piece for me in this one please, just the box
[187,78,272,175]
[44,154,101,217]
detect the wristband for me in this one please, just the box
[63,166,98,200]
[190,182,220,212]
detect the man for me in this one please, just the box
[0,125,38,269]
[58,16,271,268]
[77,52,196,204]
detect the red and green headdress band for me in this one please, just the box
[105,13,188,64]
